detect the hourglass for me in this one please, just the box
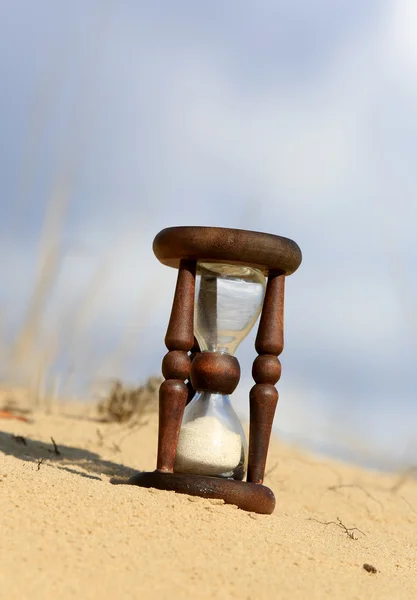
[124,226,302,514]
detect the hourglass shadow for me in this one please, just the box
[111,471,276,515]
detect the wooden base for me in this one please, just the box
[112,471,276,515]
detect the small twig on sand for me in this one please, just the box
[265,462,278,477]
[391,466,417,494]
[50,437,61,455]
[328,483,383,509]
[12,435,27,446]
[37,458,44,471]
[308,517,366,540]
[400,495,417,515]
[96,429,104,446]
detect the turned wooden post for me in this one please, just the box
[157,259,196,472]
[248,270,285,484]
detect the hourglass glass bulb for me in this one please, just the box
[174,391,247,478]
[194,262,266,355]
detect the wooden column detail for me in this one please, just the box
[157,259,196,472]
[247,271,285,484]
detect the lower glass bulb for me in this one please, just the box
[174,391,247,480]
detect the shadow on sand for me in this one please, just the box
[0,430,138,482]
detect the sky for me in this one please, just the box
[0,0,416,468]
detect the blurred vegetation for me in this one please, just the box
[97,376,161,423]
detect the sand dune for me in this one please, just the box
[0,406,416,599]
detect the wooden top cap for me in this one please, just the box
[153,226,302,275]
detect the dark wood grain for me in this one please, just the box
[255,271,285,355]
[248,271,286,484]
[190,352,240,395]
[157,379,188,472]
[165,259,196,351]
[120,471,276,515]
[153,226,302,275]
[248,384,279,484]
[157,259,196,472]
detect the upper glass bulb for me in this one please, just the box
[194,262,266,355]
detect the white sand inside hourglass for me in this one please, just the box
[174,415,242,476]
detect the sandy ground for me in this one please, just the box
[0,404,416,600]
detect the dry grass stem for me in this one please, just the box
[308,517,366,540]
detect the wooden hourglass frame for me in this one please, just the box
[124,226,302,515]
